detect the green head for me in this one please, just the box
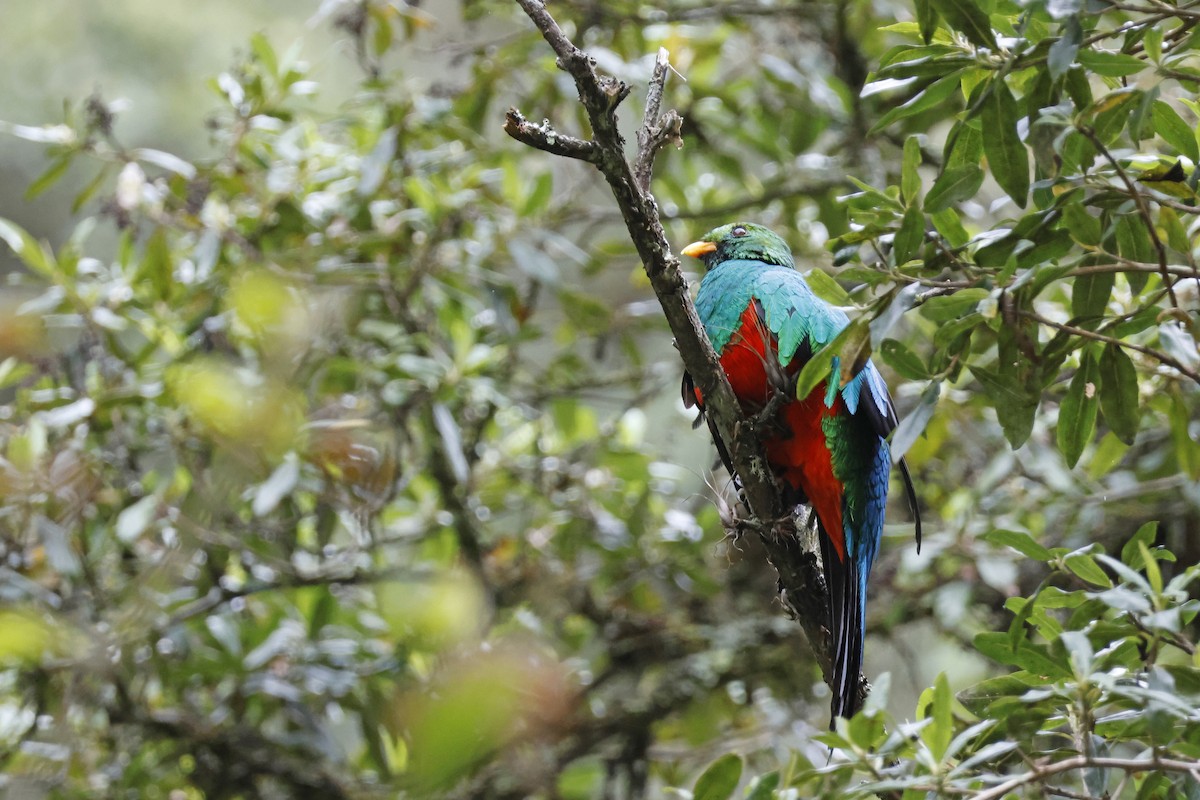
[680,222,795,270]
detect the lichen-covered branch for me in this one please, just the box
[504,0,852,706]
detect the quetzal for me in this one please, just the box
[680,222,921,721]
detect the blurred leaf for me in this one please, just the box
[743,772,780,800]
[891,380,940,461]
[1048,16,1082,80]
[253,453,300,516]
[902,135,923,205]
[920,672,954,761]
[116,495,158,543]
[983,529,1052,561]
[0,216,55,277]
[25,154,73,200]
[694,753,743,800]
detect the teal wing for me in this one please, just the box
[753,265,849,370]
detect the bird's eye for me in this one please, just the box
[731,226,747,237]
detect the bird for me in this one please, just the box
[679,221,920,721]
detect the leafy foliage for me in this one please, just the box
[0,0,1197,798]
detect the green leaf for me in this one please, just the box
[1147,101,1195,164]
[974,632,1072,679]
[893,205,925,264]
[1064,550,1113,588]
[0,216,55,278]
[743,772,780,800]
[250,31,279,77]
[1090,89,1139,145]
[1087,431,1129,479]
[870,72,964,134]
[920,288,989,322]
[1061,202,1102,248]
[914,0,937,43]
[930,206,969,247]
[804,268,852,306]
[523,172,554,216]
[880,338,930,380]
[72,165,112,214]
[971,365,1039,448]
[1121,521,1158,568]
[921,672,954,761]
[928,0,997,49]
[902,135,923,206]
[891,381,940,460]
[1071,272,1113,323]
[983,529,1052,561]
[1138,542,1163,595]
[1048,16,1082,80]
[945,121,983,170]
[1113,216,1155,294]
[980,80,1029,208]
[1098,344,1139,445]
[925,164,984,212]
[845,176,904,211]
[693,754,742,800]
[140,227,173,301]
[1158,206,1192,253]
[1057,350,1100,468]
[1077,50,1148,77]
[25,155,73,201]
[1060,630,1094,679]
[793,317,871,408]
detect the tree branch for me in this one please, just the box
[504,0,849,707]
[1020,309,1200,384]
[503,108,598,162]
[970,755,1200,800]
[1077,124,1178,310]
[633,48,683,192]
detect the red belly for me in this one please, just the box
[703,304,847,560]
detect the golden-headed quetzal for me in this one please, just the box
[680,222,921,721]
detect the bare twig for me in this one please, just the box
[504,0,849,706]
[1077,124,1178,309]
[503,108,598,162]
[633,48,683,192]
[1020,309,1200,384]
[970,755,1200,800]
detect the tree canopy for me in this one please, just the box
[0,1,1198,798]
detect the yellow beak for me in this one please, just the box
[680,240,717,259]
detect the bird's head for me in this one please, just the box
[680,222,795,270]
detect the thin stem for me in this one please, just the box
[1021,309,1200,384]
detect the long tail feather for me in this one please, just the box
[898,457,922,552]
[818,517,865,724]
